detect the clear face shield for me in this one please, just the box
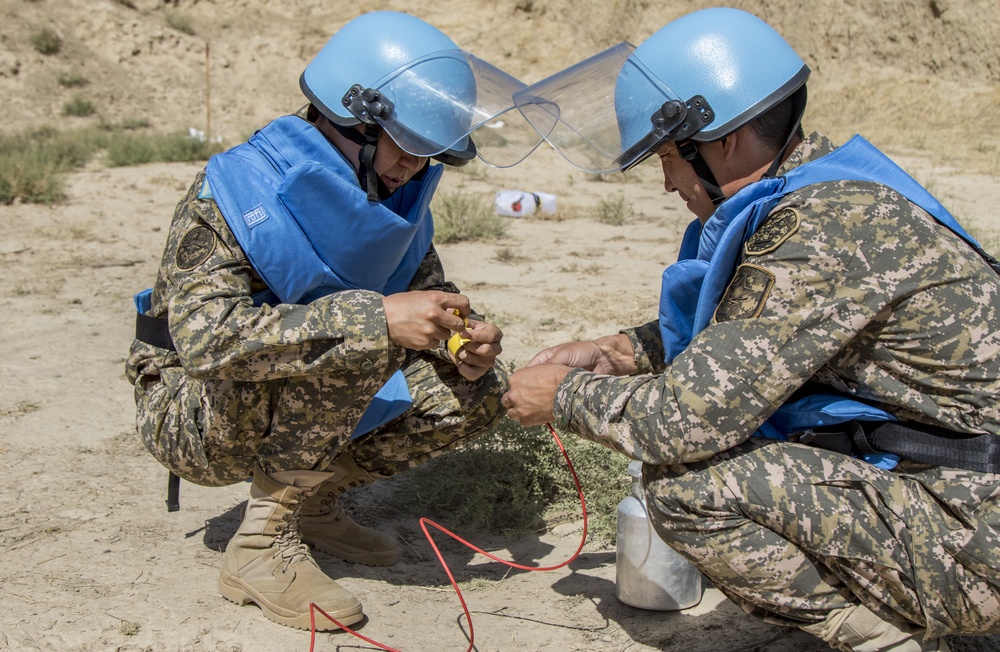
[512,43,713,173]
[341,50,543,168]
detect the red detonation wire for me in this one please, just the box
[309,422,588,652]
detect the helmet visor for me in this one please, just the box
[512,43,686,173]
[357,50,543,168]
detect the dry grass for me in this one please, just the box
[808,76,1000,176]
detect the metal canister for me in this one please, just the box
[615,461,702,610]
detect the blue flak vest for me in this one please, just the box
[658,135,984,469]
[207,115,441,304]
[137,115,444,437]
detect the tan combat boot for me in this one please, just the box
[218,465,363,630]
[300,454,400,566]
[802,604,951,651]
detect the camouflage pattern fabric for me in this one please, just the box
[551,133,1000,638]
[346,350,508,477]
[642,438,1000,639]
[126,156,505,486]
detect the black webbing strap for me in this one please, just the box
[860,421,1000,473]
[798,420,1000,473]
[134,311,183,509]
[677,140,726,206]
[975,246,1000,276]
[135,311,176,351]
[166,472,181,512]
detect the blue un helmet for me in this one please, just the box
[513,8,809,176]
[301,12,540,177]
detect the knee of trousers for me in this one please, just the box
[134,371,259,487]
[639,457,763,550]
[641,439,798,527]
[458,366,508,431]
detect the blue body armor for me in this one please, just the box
[206,115,441,304]
[137,116,446,436]
[657,135,984,468]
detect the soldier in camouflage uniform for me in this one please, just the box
[125,12,537,631]
[504,8,1000,651]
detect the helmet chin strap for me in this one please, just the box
[677,140,726,206]
[677,84,808,207]
[330,121,393,202]
[762,85,808,179]
[358,123,394,202]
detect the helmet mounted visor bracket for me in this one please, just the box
[342,83,478,169]
[342,84,394,125]
[619,94,726,206]
[617,94,714,173]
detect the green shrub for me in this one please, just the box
[0,126,219,205]
[432,191,510,243]
[0,156,63,205]
[30,28,62,55]
[104,130,222,167]
[165,9,196,35]
[0,127,105,204]
[592,191,635,226]
[57,71,88,88]
[62,94,96,117]
[493,246,527,264]
[408,417,629,547]
[99,116,152,131]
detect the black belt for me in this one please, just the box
[797,419,1000,473]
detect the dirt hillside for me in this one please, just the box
[2,0,998,160]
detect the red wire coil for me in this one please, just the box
[308,422,588,652]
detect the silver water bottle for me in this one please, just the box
[615,461,702,610]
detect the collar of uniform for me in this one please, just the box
[775,131,839,177]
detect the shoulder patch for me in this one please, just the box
[744,208,800,256]
[714,263,775,322]
[175,225,217,270]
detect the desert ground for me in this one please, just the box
[1,0,999,651]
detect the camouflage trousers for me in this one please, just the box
[642,437,1000,640]
[135,350,507,486]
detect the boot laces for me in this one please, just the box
[326,499,345,522]
[302,482,353,519]
[271,498,315,572]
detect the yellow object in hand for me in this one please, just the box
[446,310,471,357]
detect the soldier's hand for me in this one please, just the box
[526,341,602,370]
[503,363,571,426]
[449,318,503,380]
[382,291,470,351]
[525,334,636,375]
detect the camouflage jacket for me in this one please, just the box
[554,132,1000,464]
[125,140,459,389]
